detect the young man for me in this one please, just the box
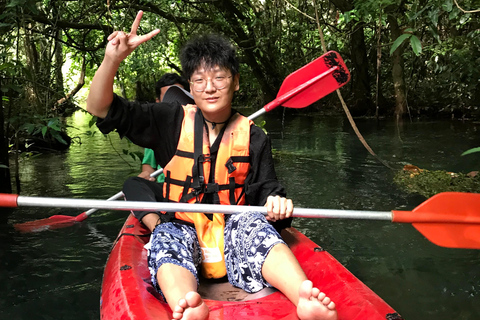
[86,11,337,320]
[138,73,193,182]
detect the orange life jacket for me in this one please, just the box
[162,104,252,278]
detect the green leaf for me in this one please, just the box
[410,35,422,56]
[429,8,439,27]
[449,7,459,20]
[51,131,68,145]
[89,116,97,128]
[390,34,411,55]
[461,147,480,156]
[0,164,9,169]
[41,126,48,137]
[48,120,61,131]
[131,151,144,161]
[428,25,441,44]
[442,0,453,12]
[6,0,26,8]
[22,123,35,134]
[459,14,470,25]
[0,62,15,71]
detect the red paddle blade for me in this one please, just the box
[271,51,350,111]
[393,192,480,249]
[14,214,79,233]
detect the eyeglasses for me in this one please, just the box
[190,75,233,92]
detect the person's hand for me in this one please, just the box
[137,164,156,181]
[105,11,160,65]
[264,195,293,222]
[138,170,156,181]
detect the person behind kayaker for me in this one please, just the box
[86,11,337,320]
[138,72,191,183]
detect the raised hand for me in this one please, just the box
[105,11,160,65]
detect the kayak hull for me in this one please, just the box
[100,214,401,320]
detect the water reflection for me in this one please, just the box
[266,112,480,320]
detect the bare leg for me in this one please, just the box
[157,263,209,320]
[262,244,337,320]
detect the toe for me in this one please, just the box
[185,291,202,308]
[298,280,313,300]
[172,311,183,320]
[317,292,326,301]
[326,301,336,310]
[177,298,188,309]
[322,296,331,306]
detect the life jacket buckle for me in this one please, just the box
[225,158,236,174]
[200,154,211,163]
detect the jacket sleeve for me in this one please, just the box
[95,94,184,167]
[245,125,292,231]
[245,125,287,205]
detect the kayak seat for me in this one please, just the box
[198,279,277,301]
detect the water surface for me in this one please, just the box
[1,110,479,319]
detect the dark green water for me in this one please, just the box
[1,109,479,319]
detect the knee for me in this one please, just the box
[123,176,146,195]
[123,176,144,188]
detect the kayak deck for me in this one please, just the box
[100,214,402,319]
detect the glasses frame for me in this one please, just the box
[189,75,233,92]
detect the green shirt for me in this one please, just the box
[142,148,165,183]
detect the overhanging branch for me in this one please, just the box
[24,14,113,33]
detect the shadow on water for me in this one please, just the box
[1,109,479,319]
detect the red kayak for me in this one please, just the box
[100,214,403,320]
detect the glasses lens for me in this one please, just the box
[213,77,227,90]
[191,76,231,92]
[193,79,205,92]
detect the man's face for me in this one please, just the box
[189,65,239,121]
[158,83,184,102]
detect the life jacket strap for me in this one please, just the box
[175,150,193,158]
[229,177,236,204]
[191,109,205,192]
[225,156,250,174]
[165,171,171,200]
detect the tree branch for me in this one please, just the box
[113,2,212,24]
[453,0,480,13]
[25,14,113,33]
[55,55,86,107]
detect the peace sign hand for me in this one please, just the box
[105,11,160,65]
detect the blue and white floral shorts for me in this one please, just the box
[145,211,286,296]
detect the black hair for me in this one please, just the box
[180,34,239,80]
[155,73,189,99]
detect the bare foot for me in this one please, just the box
[172,291,209,320]
[297,280,337,320]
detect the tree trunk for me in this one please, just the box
[53,28,65,102]
[387,13,407,119]
[328,0,373,114]
[0,78,12,194]
[23,24,41,112]
[218,0,282,102]
[23,20,55,115]
[349,22,373,115]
